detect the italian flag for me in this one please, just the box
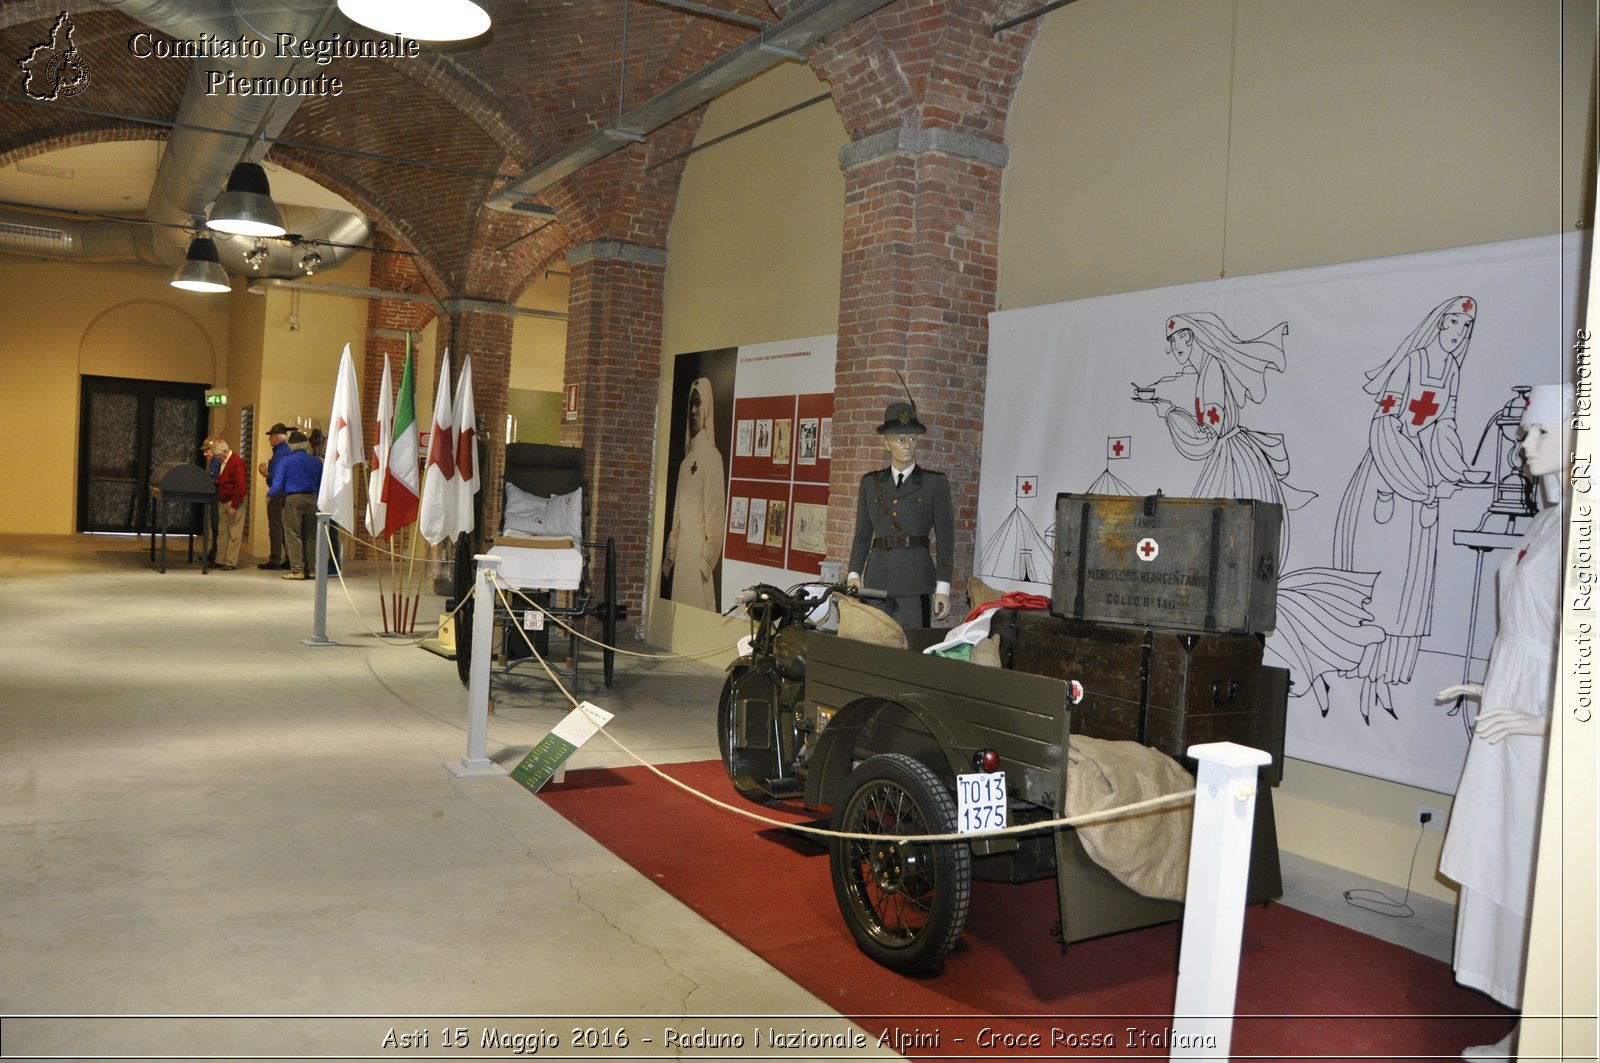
[381,344,420,538]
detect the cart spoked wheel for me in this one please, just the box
[453,533,475,688]
[601,537,617,687]
[829,753,971,975]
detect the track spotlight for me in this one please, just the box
[337,0,491,41]
[170,236,231,293]
[244,243,270,272]
[207,162,286,238]
[299,251,323,276]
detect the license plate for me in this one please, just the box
[522,610,545,631]
[955,770,1007,834]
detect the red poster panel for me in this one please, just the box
[730,395,797,482]
[791,392,833,486]
[724,478,792,567]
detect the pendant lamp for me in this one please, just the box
[170,236,231,293]
[207,162,286,238]
[336,0,491,41]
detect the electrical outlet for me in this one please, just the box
[1416,803,1445,831]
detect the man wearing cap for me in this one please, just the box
[271,430,323,579]
[211,440,248,570]
[257,423,292,569]
[847,401,954,628]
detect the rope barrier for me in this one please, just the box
[320,525,470,647]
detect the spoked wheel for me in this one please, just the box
[716,666,771,804]
[602,537,617,687]
[829,753,971,975]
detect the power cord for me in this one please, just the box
[1342,812,1430,918]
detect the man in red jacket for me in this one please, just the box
[212,439,249,570]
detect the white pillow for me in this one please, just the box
[501,482,583,540]
[548,487,583,540]
[502,481,549,536]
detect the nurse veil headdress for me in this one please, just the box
[1163,312,1288,405]
[685,377,716,446]
[1362,295,1477,397]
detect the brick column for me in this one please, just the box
[562,239,668,639]
[827,127,1008,593]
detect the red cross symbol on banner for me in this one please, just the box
[1107,436,1131,460]
[1408,390,1441,426]
[1136,537,1159,561]
[1069,679,1084,705]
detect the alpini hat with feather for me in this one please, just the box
[876,401,926,435]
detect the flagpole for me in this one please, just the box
[375,530,389,633]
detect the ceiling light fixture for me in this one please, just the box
[299,251,322,275]
[244,243,270,272]
[207,162,286,238]
[336,0,491,41]
[170,236,231,293]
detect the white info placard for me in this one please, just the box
[955,771,1007,834]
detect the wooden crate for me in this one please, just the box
[1051,492,1281,635]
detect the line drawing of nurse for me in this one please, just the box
[1139,312,1315,558]
[1333,295,1476,722]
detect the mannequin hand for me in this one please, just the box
[846,574,861,591]
[1435,683,1483,704]
[933,592,950,620]
[1473,709,1548,744]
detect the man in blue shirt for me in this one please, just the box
[271,430,324,579]
[257,423,292,569]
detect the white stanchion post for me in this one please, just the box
[449,553,508,779]
[1170,741,1272,1061]
[301,512,336,647]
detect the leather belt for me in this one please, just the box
[872,535,929,550]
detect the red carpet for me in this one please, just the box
[538,760,1511,1060]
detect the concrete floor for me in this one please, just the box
[0,533,1453,1061]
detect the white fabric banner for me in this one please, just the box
[981,234,1581,791]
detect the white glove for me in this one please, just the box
[1472,709,1548,744]
[846,572,861,590]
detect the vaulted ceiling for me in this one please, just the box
[0,0,799,305]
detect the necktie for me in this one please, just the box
[895,473,904,488]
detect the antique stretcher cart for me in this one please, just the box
[147,461,215,574]
[717,493,1287,975]
[452,443,621,690]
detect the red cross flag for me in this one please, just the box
[1015,475,1038,500]
[1107,436,1131,461]
[316,344,364,532]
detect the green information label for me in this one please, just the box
[509,700,614,794]
[510,734,578,793]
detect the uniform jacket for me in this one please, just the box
[849,465,953,597]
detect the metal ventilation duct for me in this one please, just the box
[0,0,373,273]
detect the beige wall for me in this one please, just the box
[997,0,1593,911]
[654,61,848,650]
[0,257,230,535]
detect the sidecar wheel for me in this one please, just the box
[829,753,971,975]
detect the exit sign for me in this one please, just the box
[204,389,228,407]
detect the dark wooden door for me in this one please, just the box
[77,375,207,533]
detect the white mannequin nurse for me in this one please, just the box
[1433,382,1572,1061]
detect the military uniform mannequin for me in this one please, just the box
[847,401,953,628]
